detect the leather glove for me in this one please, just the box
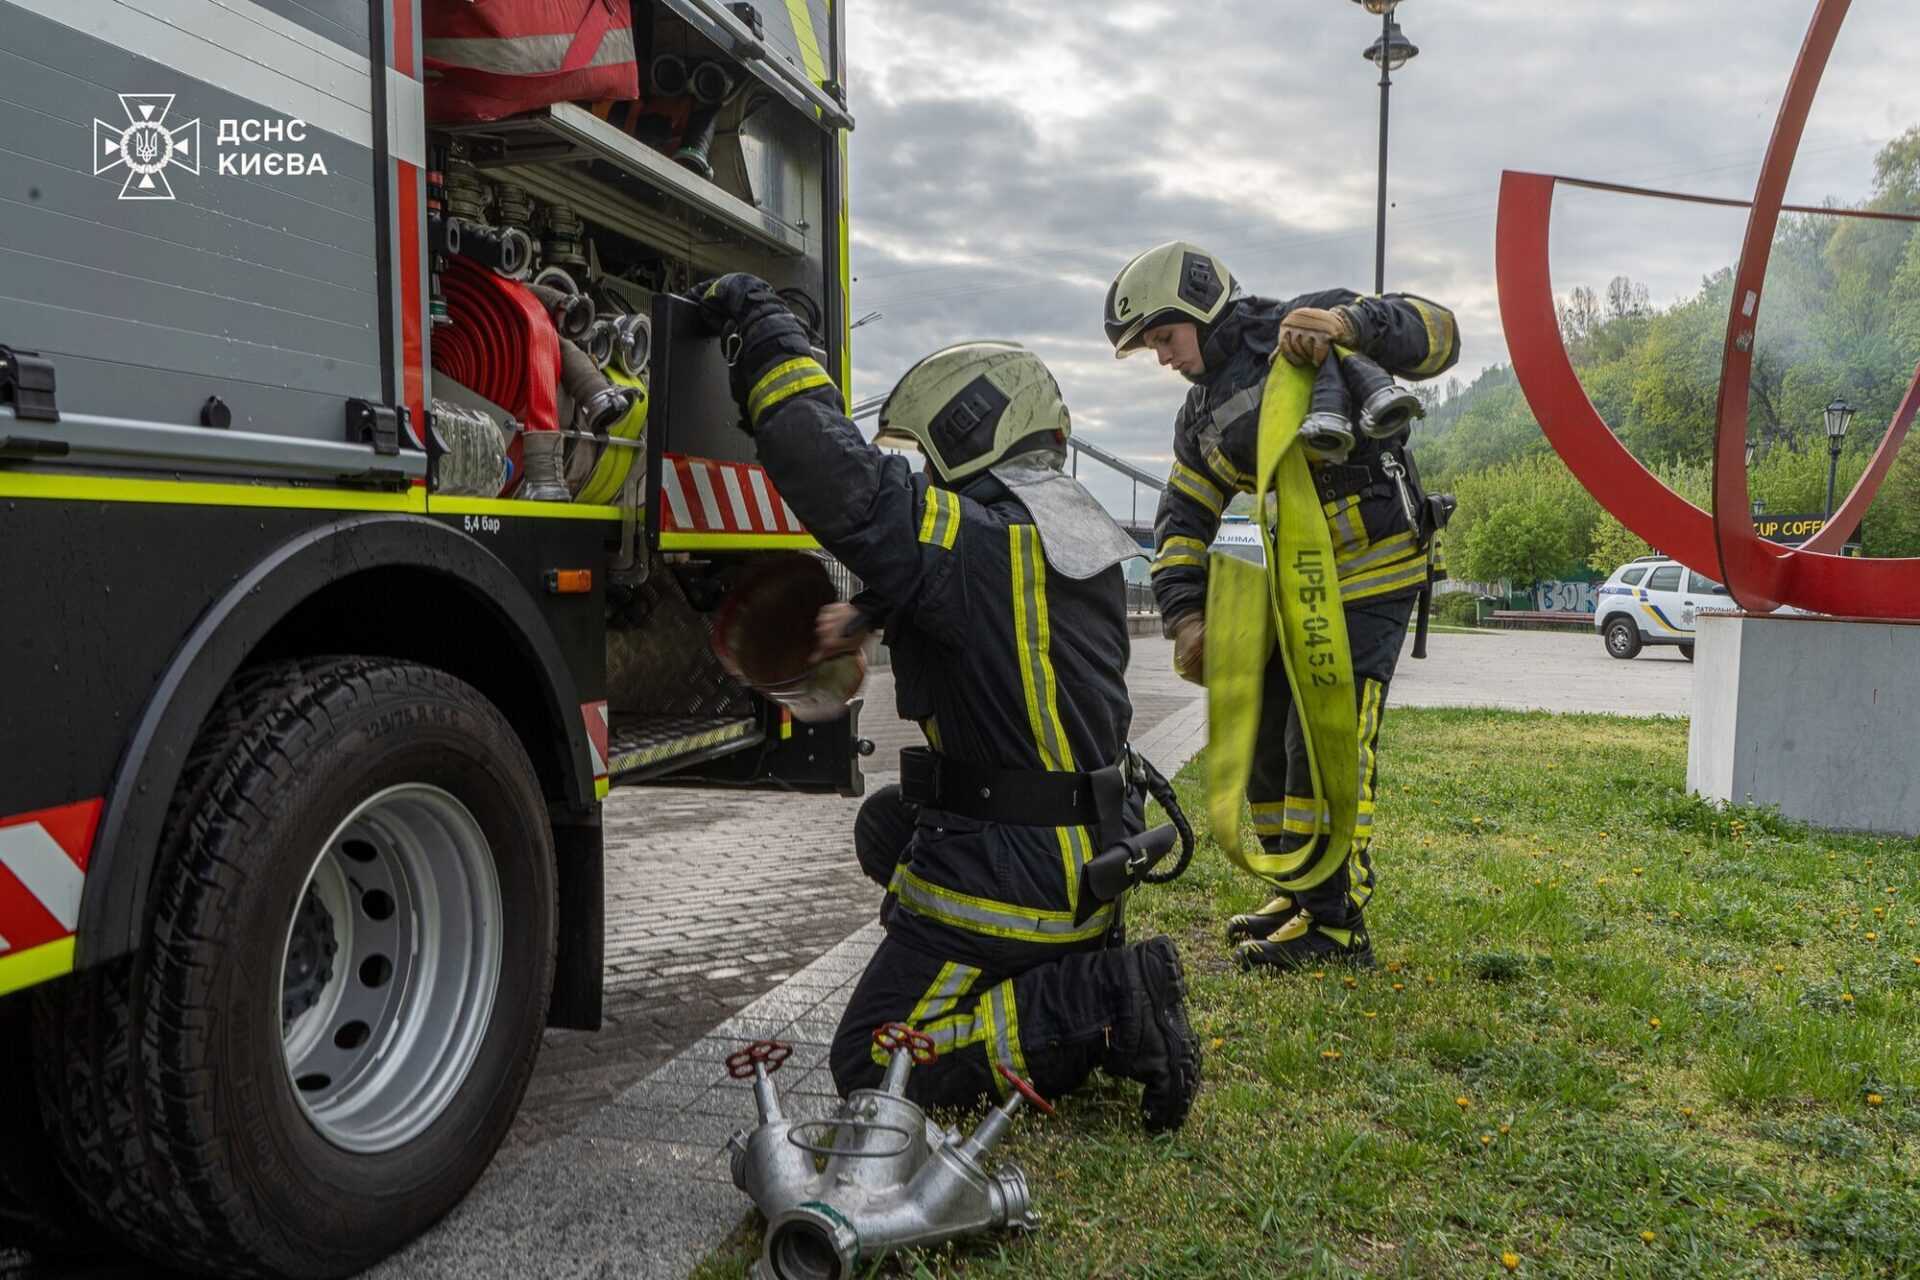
[1277,306,1358,367]
[689,273,815,430]
[811,602,874,663]
[1170,613,1206,686]
[690,272,763,337]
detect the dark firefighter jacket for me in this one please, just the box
[716,283,1135,972]
[1150,291,1460,630]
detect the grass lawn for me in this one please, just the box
[694,708,1920,1278]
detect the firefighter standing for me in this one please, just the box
[1104,242,1459,972]
[695,275,1202,1132]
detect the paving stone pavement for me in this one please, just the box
[368,664,1211,1280]
[509,635,1196,1154]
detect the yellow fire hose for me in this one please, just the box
[574,366,648,507]
[1206,359,1359,893]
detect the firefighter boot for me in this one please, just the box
[1299,352,1356,462]
[1105,937,1201,1133]
[1224,893,1298,944]
[1340,348,1425,440]
[1233,911,1374,973]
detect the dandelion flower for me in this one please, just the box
[1393,982,1406,992]
[1456,1096,1471,1110]
[1501,1251,1521,1271]
[1312,971,1327,981]
[1322,1048,1342,1061]
[1649,1017,1662,1029]
[1867,932,1879,941]
[1210,1037,1225,1050]
[1842,992,1855,1005]
[1868,1093,1885,1107]
[1498,1122,1511,1134]
[1773,964,1786,974]
[1679,1106,1694,1118]
[1363,1010,1377,1019]
[1633,867,1644,876]
[1640,1230,1656,1244]
[1480,1133,1493,1146]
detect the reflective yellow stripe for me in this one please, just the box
[919,488,942,544]
[939,489,961,550]
[0,471,430,513]
[782,0,828,83]
[659,531,821,551]
[918,487,961,550]
[1168,461,1225,515]
[1155,535,1209,574]
[1337,530,1418,572]
[747,357,833,423]
[987,980,1027,1095]
[1340,554,1428,602]
[430,495,624,522]
[0,936,76,997]
[922,716,942,751]
[872,961,981,1067]
[593,777,611,800]
[1407,298,1458,378]
[1010,526,1075,772]
[890,867,1113,942]
[1203,444,1249,492]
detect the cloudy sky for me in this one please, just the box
[837,0,1917,517]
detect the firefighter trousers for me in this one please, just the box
[829,929,1133,1109]
[1248,591,1416,927]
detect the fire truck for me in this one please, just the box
[0,1,859,1274]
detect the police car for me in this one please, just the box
[1593,555,1732,660]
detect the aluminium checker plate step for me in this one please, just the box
[606,712,763,783]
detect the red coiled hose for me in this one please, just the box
[433,257,561,496]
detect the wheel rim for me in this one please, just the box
[278,784,503,1154]
[1608,625,1631,655]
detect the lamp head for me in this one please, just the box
[1364,18,1420,70]
[1824,397,1855,442]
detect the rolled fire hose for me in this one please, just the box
[575,364,646,506]
[1206,360,1360,893]
[433,257,561,497]
[527,281,595,341]
[558,338,633,496]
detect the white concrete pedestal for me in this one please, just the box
[1688,612,1920,835]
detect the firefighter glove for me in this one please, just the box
[691,273,817,430]
[1171,612,1206,686]
[1277,306,1358,367]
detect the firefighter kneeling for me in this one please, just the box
[694,275,1202,1132]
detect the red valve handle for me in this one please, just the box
[995,1062,1056,1117]
[725,1039,794,1079]
[871,1022,938,1066]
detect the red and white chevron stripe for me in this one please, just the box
[581,700,609,783]
[0,797,100,958]
[660,453,807,536]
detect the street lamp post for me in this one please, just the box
[1355,0,1419,294]
[1822,397,1855,523]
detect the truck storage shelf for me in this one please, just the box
[445,104,808,258]
[656,0,853,131]
[606,712,763,782]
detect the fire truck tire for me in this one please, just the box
[33,657,557,1279]
[0,999,97,1257]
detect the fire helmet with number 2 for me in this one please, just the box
[874,341,1071,482]
[1103,241,1236,357]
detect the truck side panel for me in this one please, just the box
[0,0,387,440]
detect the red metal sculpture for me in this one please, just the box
[1496,0,1920,619]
